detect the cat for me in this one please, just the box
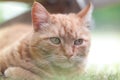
[0,1,93,80]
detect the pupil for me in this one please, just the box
[74,39,83,45]
[55,38,59,43]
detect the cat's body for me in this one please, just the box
[0,2,93,80]
[0,24,32,50]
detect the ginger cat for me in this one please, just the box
[0,2,93,80]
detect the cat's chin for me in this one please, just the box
[51,59,83,69]
[52,61,75,69]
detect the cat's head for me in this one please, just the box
[30,2,93,69]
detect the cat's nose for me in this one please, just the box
[64,53,74,59]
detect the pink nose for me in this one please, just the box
[64,53,74,59]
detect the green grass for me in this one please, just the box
[53,64,120,80]
[0,64,120,80]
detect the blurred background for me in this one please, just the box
[0,0,120,70]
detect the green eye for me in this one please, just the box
[50,37,61,44]
[74,39,83,45]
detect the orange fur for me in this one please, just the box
[0,2,93,80]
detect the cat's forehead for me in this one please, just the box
[50,14,86,29]
[51,14,81,24]
[49,14,89,39]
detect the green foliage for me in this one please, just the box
[0,7,4,23]
[93,3,120,30]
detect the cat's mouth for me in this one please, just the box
[47,56,85,69]
[52,60,75,69]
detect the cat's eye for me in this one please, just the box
[50,37,61,44]
[74,39,83,45]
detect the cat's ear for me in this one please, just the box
[77,2,93,24]
[32,2,50,31]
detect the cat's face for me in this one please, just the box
[30,2,93,69]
